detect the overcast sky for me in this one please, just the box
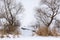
[18,0,40,27]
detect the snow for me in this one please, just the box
[0,36,60,40]
[21,29,33,36]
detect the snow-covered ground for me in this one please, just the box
[0,36,60,40]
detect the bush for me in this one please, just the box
[0,20,21,38]
[36,26,48,36]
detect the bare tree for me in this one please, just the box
[35,0,60,35]
[36,0,60,27]
[0,0,23,36]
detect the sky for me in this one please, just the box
[18,0,39,27]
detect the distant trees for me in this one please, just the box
[0,0,23,37]
[35,0,60,36]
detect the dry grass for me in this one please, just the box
[36,26,49,36]
[9,26,21,38]
[35,26,60,36]
[0,25,21,38]
[0,29,9,38]
[50,27,60,36]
